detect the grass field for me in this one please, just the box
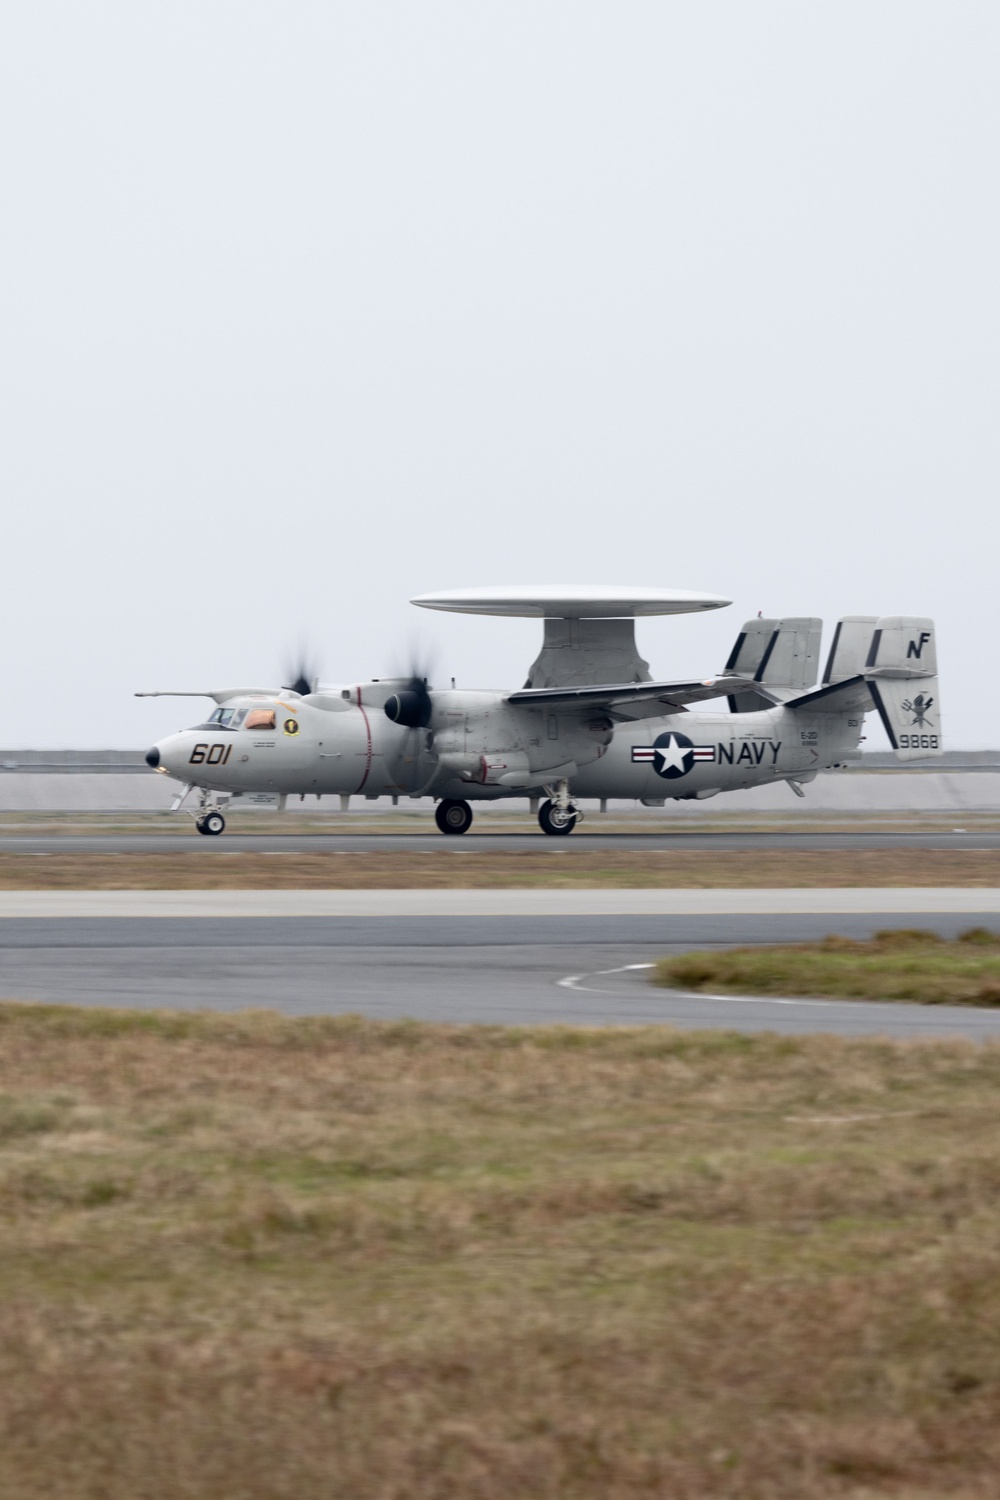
[1,1004,1000,1498]
[657,929,1000,1005]
[1,847,999,888]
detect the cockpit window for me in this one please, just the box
[244,708,276,730]
[205,706,249,728]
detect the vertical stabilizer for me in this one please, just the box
[724,616,822,712]
[822,616,878,684]
[865,616,941,759]
[725,618,821,687]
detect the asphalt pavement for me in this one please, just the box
[2,827,999,853]
[2,901,999,1038]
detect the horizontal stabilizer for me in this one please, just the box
[788,675,873,716]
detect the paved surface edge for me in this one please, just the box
[1,887,999,918]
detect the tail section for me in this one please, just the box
[864,616,941,758]
[788,615,942,761]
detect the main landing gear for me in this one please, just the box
[538,779,580,836]
[435,798,473,835]
[538,798,577,835]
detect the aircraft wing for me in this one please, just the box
[507,675,764,719]
[134,688,283,703]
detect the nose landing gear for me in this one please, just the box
[435,798,473,835]
[190,788,228,836]
[196,811,226,836]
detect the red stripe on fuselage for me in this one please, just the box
[355,688,373,793]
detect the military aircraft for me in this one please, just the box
[139,586,942,836]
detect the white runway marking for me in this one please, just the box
[557,962,655,992]
[558,961,843,1006]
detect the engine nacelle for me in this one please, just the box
[385,689,431,729]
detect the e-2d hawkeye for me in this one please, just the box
[139,586,942,836]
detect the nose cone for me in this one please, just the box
[145,746,160,769]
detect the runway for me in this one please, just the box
[3,827,999,854]
[2,892,999,1039]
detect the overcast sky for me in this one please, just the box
[2,3,997,747]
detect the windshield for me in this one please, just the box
[207,707,247,728]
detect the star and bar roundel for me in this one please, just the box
[631,731,715,780]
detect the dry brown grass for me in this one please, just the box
[2,847,999,888]
[657,928,1000,1005]
[0,1005,999,1497]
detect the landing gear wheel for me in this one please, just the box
[435,799,473,836]
[538,798,577,836]
[199,812,226,836]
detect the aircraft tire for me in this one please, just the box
[201,812,226,836]
[435,799,473,836]
[538,798,577,836]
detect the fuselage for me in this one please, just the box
[149,684,860,804]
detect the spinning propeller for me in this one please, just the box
[282,652,318,698]
[384,646,435,729]
[280,645,436,730]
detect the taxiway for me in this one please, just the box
[2,891,999,1039]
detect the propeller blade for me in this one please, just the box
[384,642,436,729]
[282,650,318,697]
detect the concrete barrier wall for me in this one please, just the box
[0,775,178,812]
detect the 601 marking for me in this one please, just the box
[189,743,233,765]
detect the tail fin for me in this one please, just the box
[788,615,942,760]
[725,617,822,712]
[822,616,878,684]
[865,616,941,759]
